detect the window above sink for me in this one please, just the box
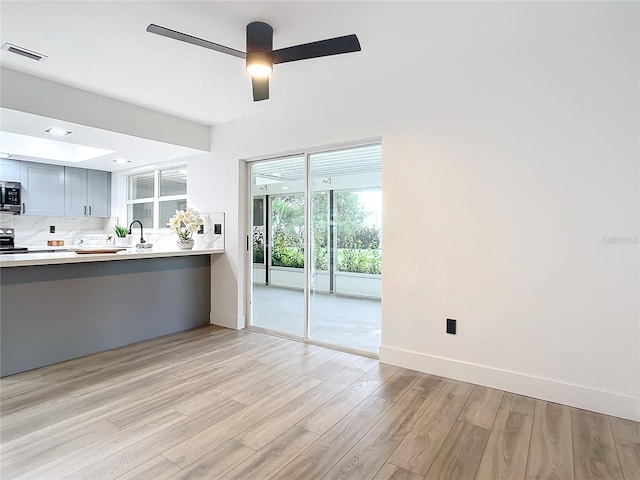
[127,166,188,229]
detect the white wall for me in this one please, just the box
[192,2,639,420]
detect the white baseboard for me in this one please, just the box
[209,312,240,330]
[380,345,639,421]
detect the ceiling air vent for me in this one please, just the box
[1,43,48,62]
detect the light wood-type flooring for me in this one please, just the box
[1,326,638,480]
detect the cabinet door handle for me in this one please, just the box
[88,205,92,216]
[22,203,25,214]
[84,205,87,215]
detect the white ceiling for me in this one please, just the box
[0,107,206,171]
[0,1,375,126]
[0,1,382,171]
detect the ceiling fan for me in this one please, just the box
[146,22,361,102]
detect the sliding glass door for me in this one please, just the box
[249,156,305,337]
[248,144,382,354]
[308,146,382,353]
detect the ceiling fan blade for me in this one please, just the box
[272,34,361,64]
[252,77,269,101]
[146,24,246,59]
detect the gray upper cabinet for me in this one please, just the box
[64,167,88,216]
[64,167,111,217]
[0,159,21,182]
[87,169,110,217]
[20,162,66,216]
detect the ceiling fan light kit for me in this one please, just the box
[246,51,273,78]
[147,20,361,102]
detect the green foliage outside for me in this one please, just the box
[253,191,381,275]
[337,245,382,275]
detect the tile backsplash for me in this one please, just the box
[0,215,110,246]
[0,212,225,250]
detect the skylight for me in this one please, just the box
[0,132,114,163]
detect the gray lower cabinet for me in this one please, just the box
[0,159,21,182]
[20,162,65,216]
[1,255,211,376]
[64,167,111,217]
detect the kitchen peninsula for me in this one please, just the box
[0,247,223,376]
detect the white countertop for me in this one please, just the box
[0,247,224,268]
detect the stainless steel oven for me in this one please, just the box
[0,181,21,214]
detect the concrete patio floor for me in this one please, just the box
[250,284,381,354]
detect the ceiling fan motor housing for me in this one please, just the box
[246,22,273,75]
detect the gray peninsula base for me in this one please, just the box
[1,255,211,376]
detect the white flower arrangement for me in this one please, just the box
[167,207,204,240]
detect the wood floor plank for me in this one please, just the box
[463,385,504,429]
[2,326,632,480]
[573,455,623,480]
[501,392,537,416]
[164,440,255,480]
[610,416,640,443]
[172,344,311,415]
[609,416,640,480]
[614,439,640,480]
[230,347,340,405]
[12,408,187,480]
[424,419,491,480]
[305,352,362,381]
[162,375,321,468]
[475,408,533,480]
[372,368,423,402]
[525,400,574,480]
[272,396,393,480]
[235,361,373,450]
[387,379,472,476]
[115,455,181,480]
[298,363,398,435]
[1,419,120,478]
[61,398,246,480]
[1,332,271,439]
[272,371,416,480]
[219,426,318,480]
[373,463,423,480]
[572,408,622,470]
[323,374,444,480]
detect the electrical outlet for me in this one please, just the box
[446,318,457,335]
[197,224,204,234]
[49,225,55,233]
[214,223,222,234]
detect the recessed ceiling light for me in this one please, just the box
[113,158,131,164]
[282,186,289,190]
[272,172,282,177]
[0,153,10,159]
[45,127,72,136]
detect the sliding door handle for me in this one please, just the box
[88,205,92,216]
[84,205,87,215]
[22,203,25,214]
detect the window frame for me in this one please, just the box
[126,166,188,230]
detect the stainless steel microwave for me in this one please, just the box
[0,181,21,214]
